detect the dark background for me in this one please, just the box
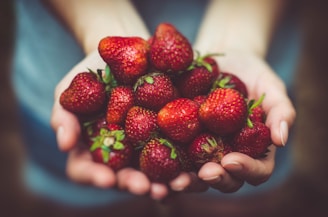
[1,0,328,216]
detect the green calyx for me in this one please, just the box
[133,72,162,91]
[88,65,117,92]
[187,50,224,72]
[90,128,126,163]
[202,136,218,153]
[246,93,265,128]
[159,138,177,160]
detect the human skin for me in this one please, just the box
[49,0,295,200]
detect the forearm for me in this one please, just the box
[45,0,150,54]
[194,0,285,58]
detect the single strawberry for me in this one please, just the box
[106,86,135,125]
[89,124,133,171]
[98,36,149,85]
[157,98,201,144]
[247,94,266,124]
[139,138,181,183]
[188,133,232,169]
[232,122,272,159]
[60,71,107,115]
[199,88,248,135]
[134,72,176,111]
[124,106,159,148]
[212,72,248,98]
[149,23,193,73]
[176,54,220,99]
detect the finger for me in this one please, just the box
[198,162,244,193]
[183,172,209,192]
[66,147,116,188]
[221,146,276,186]
[169,172,192,192]
[255,73,296,146]
[116,168,151,195]
[150,183,169,200]
[51,101,81,151]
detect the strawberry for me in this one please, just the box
[157,98,201,144]
[212,72,248,98]
[106,86,135,125]
[139,138,181,183]
[247,94,266,124]
[89,124,133,171]
[124,106,159,148]
[176,54,220,99]
[149,23,193,73]
[98,36,149,85]
[231,122,272,159]
[199,88,248,135]
[188,133,232,169]
[60,71,107,115]
[134,72,176,111]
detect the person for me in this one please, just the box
[12,0,298,209]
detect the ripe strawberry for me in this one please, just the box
[249,106,265,123]
[188,133,232,169]
[232,122,272,159]
[124,106,159,148]
[60,71,107,115]
[158,98,201,144]
[98,36,149,85]
[199,88,248,135]
[139,138,181,183]
[247,94,266,124]
[176,55,220,99]
[212,72,248,98]
[106,86,135,125]
[89,124,133,171]
[149,23,193,73]
[134,72,176,111]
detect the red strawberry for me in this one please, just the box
[134,72,176,111]
[124,106,159,148]
[199,88,248,135]
[106,86,135,125]
[157,98,201,144]
[149,23,193,73]
[188,133,232,169]
[176,55,220,99]
[212,72,248,98]
[139,138,181,183]
[60,71,107,115]
[247,94,266,124]
[232,122,272,159]
[89,124,133,171]
[98,36,149,85]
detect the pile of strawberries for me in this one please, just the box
[60,23,272,183]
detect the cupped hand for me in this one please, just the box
[197,49,296,192]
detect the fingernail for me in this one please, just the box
[223,162,242,171]
[203,175,221,182]
[279,121,288,146]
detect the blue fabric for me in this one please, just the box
[11,0,301,207]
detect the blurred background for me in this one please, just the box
[1,0,327,216]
